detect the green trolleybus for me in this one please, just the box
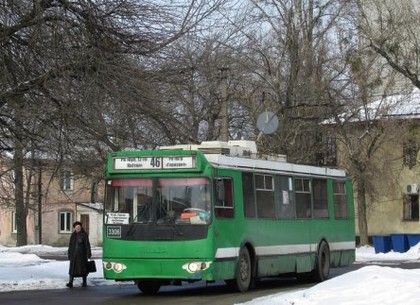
[102,141,355,294]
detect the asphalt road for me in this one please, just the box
[0,260,419,305]
[0,278,313,305]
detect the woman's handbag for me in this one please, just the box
[87,260,97,273]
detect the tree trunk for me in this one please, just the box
[14,140,28,246]
[357,182,369,245]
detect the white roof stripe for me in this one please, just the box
[205,154,347,178]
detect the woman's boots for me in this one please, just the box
[66,275,87,287]
[66,276,73,288]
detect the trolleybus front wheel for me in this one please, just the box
[136,280,161,295]
[226,247,252,292]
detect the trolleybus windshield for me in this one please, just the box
[105,177,211,225]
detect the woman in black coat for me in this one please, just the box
[66,221,92,288]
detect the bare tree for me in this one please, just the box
[357,0,420,90]
[328,0,420,245]
[0,0,225,245]
[223,0,356,164]
[329,86,415,245]
[145,32,255,144]
[223,1,415,246]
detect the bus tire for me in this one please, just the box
[313,240,330,282]
[227,247,252,292]
[136,280,161,294]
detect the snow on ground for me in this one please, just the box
[237,244,420,305]
[1,243,420,305]
[0,244,108,291]
[355,243,420,262]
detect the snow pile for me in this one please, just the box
[1,243,420,305]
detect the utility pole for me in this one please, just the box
[219,67,229,142]
[37,162,42,244]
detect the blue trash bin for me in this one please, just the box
[391,234,409,253]
[372,235,392,253]
[407,234,420,248]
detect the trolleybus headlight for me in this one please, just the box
[182,261,211,273]
[188,263,199,272]
[103,261,127,273]
[113,263,126,273]
[105,262,113,270]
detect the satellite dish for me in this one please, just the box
[257,111,279,134]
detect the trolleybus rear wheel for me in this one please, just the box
[313,240,330,282]
[136,280,161,295]
[227,247,252,292]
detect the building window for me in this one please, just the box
[11,211,17,233]
[326,137,337,165]
[60,171,73,191]
[317,136,337,166]
[403,141,418,169]
[403,194,419,221]
[59,211,73,233]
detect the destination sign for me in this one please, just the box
[105,213,130,224]
[113,156,196,170]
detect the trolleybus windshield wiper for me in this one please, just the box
[157,214,183,236]
[127,213,150,235]
[127,214,139,236]
[168,215,183,236]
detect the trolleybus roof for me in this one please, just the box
[160,141,347,178]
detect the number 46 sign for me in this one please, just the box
[113,156,195,170]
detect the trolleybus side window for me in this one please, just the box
[255,174,275,218]
[295,177,312,218]
[313,179,329,218]
[215,178,234,218]
[333,180,348,219]
[242,172,256,218]
[277,175,296,219]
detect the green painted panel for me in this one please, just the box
[103,257,216,281]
